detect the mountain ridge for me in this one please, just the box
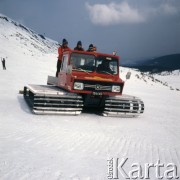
[0,13,58,57]
[123,54,180,73]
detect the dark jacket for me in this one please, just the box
[74,47,84,51]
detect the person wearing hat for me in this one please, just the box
[87,44,96,52]
[74,41,84,51]
[56,38,71,77]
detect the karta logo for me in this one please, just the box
[107,158,179,179]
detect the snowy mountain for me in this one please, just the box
[0,13,58,85]
[0,13,58,58]
[0,14,180,180]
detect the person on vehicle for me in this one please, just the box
[1,57,6,70]
[74,41,84,51]
[56,39,71,77]
[87,44,96,52]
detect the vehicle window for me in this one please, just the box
[70,53,118,75]
[61,55,68,72]
[70,53,95,72]
[96,57,118,75]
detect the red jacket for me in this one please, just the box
[58,46,71,61]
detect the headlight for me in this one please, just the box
[74,82,84,90]
[112,85,120,92]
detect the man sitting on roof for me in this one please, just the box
[87,44,96,52]
[74,41,84,51]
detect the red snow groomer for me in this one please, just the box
[22,50,144,117]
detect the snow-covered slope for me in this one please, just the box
[121,67,180,90]
[0,13,58,58]
[153,70,180,90]
[0,13,58,85]
[0,14,180,180]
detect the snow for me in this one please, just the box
[153,70,180,90]
[0,14,180,179]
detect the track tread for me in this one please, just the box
[103,95,144,117]
[23,85,83,115]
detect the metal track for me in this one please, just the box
[103,95,144,117]
[23,84,83,115]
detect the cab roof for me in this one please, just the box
[64,49,120,59]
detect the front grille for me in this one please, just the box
[84,84,112,91]
[74,80,123,93]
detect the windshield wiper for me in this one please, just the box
[98,70,113,75]
[73,68,91,74]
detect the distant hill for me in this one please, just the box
[124,54,180,73]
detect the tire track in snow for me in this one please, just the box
[1,119,180,180]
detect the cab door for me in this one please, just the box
[59,54,69,87]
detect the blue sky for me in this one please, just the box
[0,0,180,62]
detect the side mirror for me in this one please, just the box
[67,65,72,74]
[126,72,131,80]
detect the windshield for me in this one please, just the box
[96,56,118,75]
[70,53,95,72]
[70,53,118,75]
